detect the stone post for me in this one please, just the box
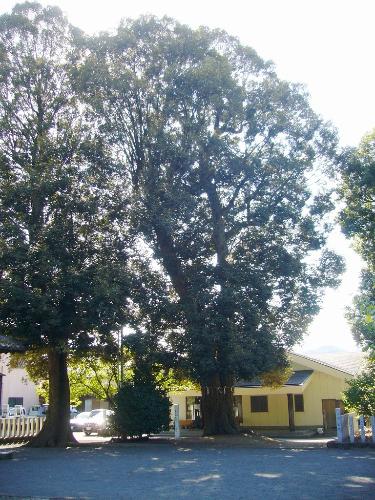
[348,414,355,443]
[335,408,343,443]
[359,415,366,443]
[173,404,180,439]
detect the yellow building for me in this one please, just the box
[169,352,366,431]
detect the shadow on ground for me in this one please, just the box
[0,433,374,499]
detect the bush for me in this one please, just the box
[343,364,375,416]
[112,375,171,439]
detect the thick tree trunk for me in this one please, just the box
[29,347,77,447]
[200,374,238,435]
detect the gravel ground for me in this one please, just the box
[0,435,374,499]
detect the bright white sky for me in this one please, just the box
[2,0,373,352]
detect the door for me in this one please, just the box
[322,399,338,429]
[234,395,243,424]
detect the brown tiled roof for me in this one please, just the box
[0,334,25,353]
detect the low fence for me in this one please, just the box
[0,416,46,441]
[336,408,375,444]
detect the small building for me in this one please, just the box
[82,397,110,412]
[0,335,39,413]
[169,351,366,430]
[0,354,40,413]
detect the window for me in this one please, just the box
[294,394,304,412]
[251,395,268,412]
[8,397,23,407]
[186,396,201,420]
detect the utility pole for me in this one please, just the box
[118,328,124,387]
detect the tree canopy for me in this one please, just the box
[340,130,375,352]
[81,16,343,434]
[0,4,345,440]
[0,2,134,446]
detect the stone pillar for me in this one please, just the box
[359,415,366,443]
[348,414,355,443]
[173,404,180,439]
[336,408,343,443]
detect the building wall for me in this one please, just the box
[83,398,110,412]
[169,370,350,428]
[170,394,188,420]
[293,371,348,427]
[240,393,289,427]
[0,354,40,411]
[237,370,349,427]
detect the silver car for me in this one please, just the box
[83,409,114,436]
[70,411,91,431]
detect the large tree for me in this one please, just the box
[82,17,343,434]
[0,3,132,446]
[340,130,375,352]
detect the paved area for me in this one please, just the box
[0,438,374,499]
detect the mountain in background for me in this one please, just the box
[306,345,348,354]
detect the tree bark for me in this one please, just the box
[152,217,239,435]
[200,374,238,435]
[29,346,77,447]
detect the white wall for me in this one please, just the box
[0,354,40,411]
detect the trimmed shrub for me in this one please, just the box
[112,375,170,439]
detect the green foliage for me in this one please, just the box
[0,3,132,352]
[0,5,345,435]
[346,272,375,351]
[112,370,171,438]
[10,348,133,406]
[343,363,375,416]
[81,16,343,387]
[260,366,293,389]
[156,368,199,392]
[9,350,48,382]
[68,352,131,405]
[340,130,375,352]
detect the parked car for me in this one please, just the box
[7,405,26,417]
[70,411,91,431]
[83,409,114,436]
[28,404,49,417]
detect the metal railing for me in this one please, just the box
[0,416,46,440]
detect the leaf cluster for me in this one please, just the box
[340,131,375,352]
[80,15,343,382]
[342,361,375,416]
[0,5,344,391]
[111,368,171,438]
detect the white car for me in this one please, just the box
[8,405,27,417]
[70,411,91,431]
[83,409,114,436]
[28,404,48,417]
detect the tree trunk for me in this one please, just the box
[29,346,77,447]
[200,374,238,435]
